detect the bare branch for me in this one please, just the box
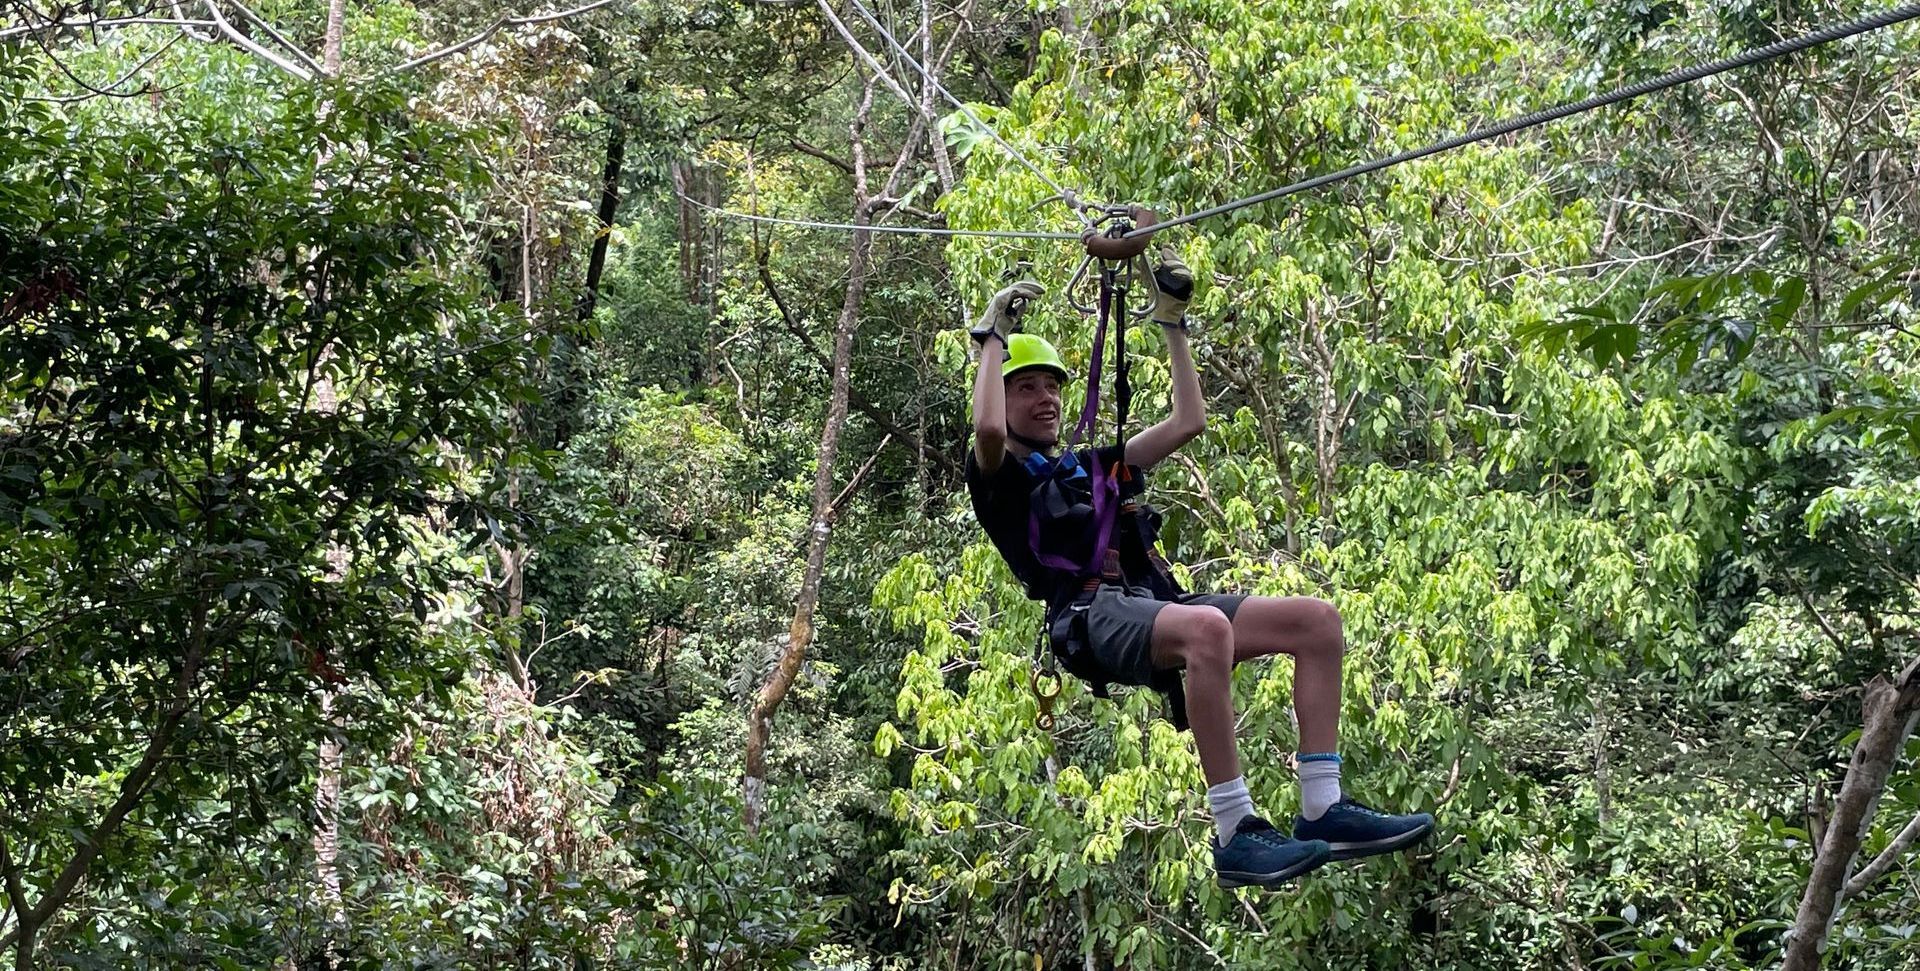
[755,251,960,477]
[1790,579,1853,654]
[23,30,184,102]
[168,0,215,41]
[1844,810,1920,900]
[0,15,212,40]
[228,0,321,74]
[202,0,312,80]
[814,0,915,107]
[789,137,854,176]
[384,0,614,76]
[829,431,892,518]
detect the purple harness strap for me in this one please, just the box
[1030,266,1124,577]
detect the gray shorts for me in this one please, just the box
[1079,584,1247,687]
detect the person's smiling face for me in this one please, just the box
[1005,370,1062,447]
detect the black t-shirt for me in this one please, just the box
[965,442,1135,604]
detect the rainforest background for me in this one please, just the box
[2,0,1919,967]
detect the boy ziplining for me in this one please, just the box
[963,248,1433,888]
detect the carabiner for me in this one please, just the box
[1031,665,1062,732]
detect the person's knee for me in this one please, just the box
[1307,598,1345,657]
[1172,607,1235,674]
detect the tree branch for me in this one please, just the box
[755,252,960,477]
[24,26,182,101]
[789,137,854,176]
[829,431,891,518]
[1782,656,1920,969]
[202,0,312,79]
[227,0,321,75]
[383,0,614,76]
[813,0,915,107]
[0,15,211,40]
[1791,579,1853,654]
[1843,809,1920,900]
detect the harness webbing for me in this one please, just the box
[1036,262,1121,575]
[1090,265,1130,577]
[1029,256,1134,578]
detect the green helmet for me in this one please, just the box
[1002,333,1072,385]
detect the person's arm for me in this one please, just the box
[969,280,1044,475]
[972,334,1008,474]
[1124,249,1205,469]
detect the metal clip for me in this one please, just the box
[1031,665,1063,732]
[1066,251,1158,318]
[1062,203,1161,317]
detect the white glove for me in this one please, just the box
[969,280,1046,345]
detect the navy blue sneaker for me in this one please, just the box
[1292,799,1434,861]
[1212,816,1332,888]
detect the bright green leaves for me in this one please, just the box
[886,0,1819,962]
[1521,270,1788,375]
[0,59,540,962]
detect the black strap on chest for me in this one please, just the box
[1027,246,1190,732]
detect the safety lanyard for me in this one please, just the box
[1032,251,1131,578]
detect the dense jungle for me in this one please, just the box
[2,0,1919,967]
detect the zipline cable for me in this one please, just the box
[813,0,920,111]
[695,4,1920,245]
[1128,2,1920,239]
[842,0,1093,229]
[678,191,1083,240]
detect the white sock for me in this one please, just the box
[1207,776,1255,843]
[1297,755,1343,820]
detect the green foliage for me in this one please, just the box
[8,0,1920,966]
[0,51,535,960]
[881,0,1920,967]
[328,673,645,966]
[34,670,649,968]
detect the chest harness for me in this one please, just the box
[1027,205,1189,732]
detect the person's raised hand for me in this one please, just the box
[1149,247,1193,328]
[969,279,1046,345]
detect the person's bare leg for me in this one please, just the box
[1211,595,1432,857]
[1149,603,1240,785]
[1226,596,1343,754]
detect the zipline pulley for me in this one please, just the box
[1066,203,1160,318]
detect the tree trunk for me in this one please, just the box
[310,691,347,949]
[576,109,627,324]
[742,180,875,835]
[308,385,350,966]
[1594,692,1612,827]
[673,162,694,302]
[493,467,532,692]
[1782,657,1920,970]
[740,3,954,833]
[322,0,346,76]
[1304,299,1343,543]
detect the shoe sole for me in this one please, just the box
[1324,820,1435,861]
[1216,849,1334,889]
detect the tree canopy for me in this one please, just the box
[1,0,1917,968]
